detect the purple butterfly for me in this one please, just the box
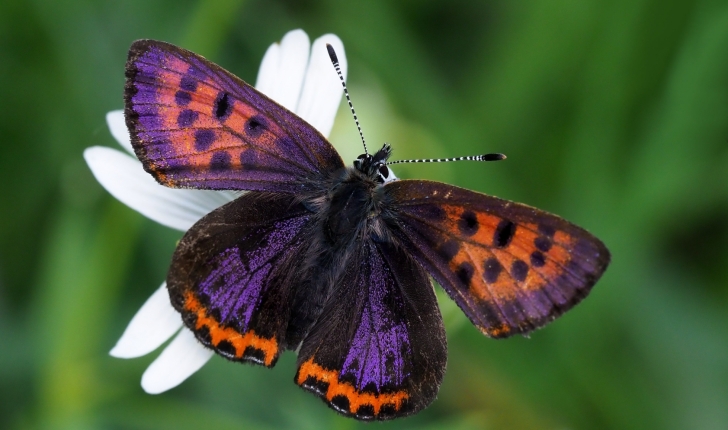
[118,33,609,421]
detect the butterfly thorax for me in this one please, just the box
[301,143,393,246]
[322,168,382,245]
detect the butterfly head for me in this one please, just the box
[353,143,397,184]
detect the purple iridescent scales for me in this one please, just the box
[296,240,446,419]
[340,244,412,391]
[168,194,313,366]
[124,40,344,193]
[199,216,311,331]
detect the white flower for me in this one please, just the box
[84,30,348,394]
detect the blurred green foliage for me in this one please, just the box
[2,0,728,429]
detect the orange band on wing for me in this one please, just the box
[184,292,278,366]
[297,358,409,416]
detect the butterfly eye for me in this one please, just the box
[356,154,367,161]
[376,164,397,184]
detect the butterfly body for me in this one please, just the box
[124,39,610,420]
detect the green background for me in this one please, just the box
[2,0,728,429]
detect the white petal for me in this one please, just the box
[296,34,347,138]
[141,328,213,394]
[255,40,280,94]
[255,29,310,112]
[84,146,234,231]
[109,283,182,358]
[106,110,134,155]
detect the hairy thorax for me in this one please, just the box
[322,167,384,245]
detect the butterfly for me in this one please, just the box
[123,39,610,421]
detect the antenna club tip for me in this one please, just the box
[326,44,339,64]
[483,153,506,161]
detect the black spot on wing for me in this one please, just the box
[417,205,446,222]
[511,259,529,282]
[301,376,329,396]
[538,224,556,238]
[378,403,399,420]
[458,210,479,236]
[242,346,266,364]
[196,325,212,345]
[179,75,197,92]
[214,92,232,120]
[245,115,267,137]
[211,151,231,170]
[483,258,502,283]
[181,310,197,328]
[356,404,375,420]
[175,90,191,106]
[330,395,350,414]
[437,239,460,261]
[530,251,546,268]
[494,220,516,248]
[216,340,236,358]
[177,109,198,127]
[534,236,552,252]
[194,129,215,150]
[456,262,474,286]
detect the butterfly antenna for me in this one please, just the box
[386,153,507,165]
[326,43,368,156]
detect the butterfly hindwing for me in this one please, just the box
[383,180,610,338]
[167,192,314,366]
[124,40,345,193]
[295,239,447,420]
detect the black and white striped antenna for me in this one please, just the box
[326,43,368,156]
[387,153,506,165]
[326,43,506,166]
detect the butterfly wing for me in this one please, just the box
[295,239,446,421]
[382,180,610,338]
[124,40,344,193]
[167,192,315,366]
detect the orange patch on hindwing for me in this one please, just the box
[296,358,409,417]
[183,292,278,366]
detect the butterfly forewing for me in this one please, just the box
[168,192,314,366]
[124,40,344,193]
[383,180,610,338]
[295,239,447,420]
